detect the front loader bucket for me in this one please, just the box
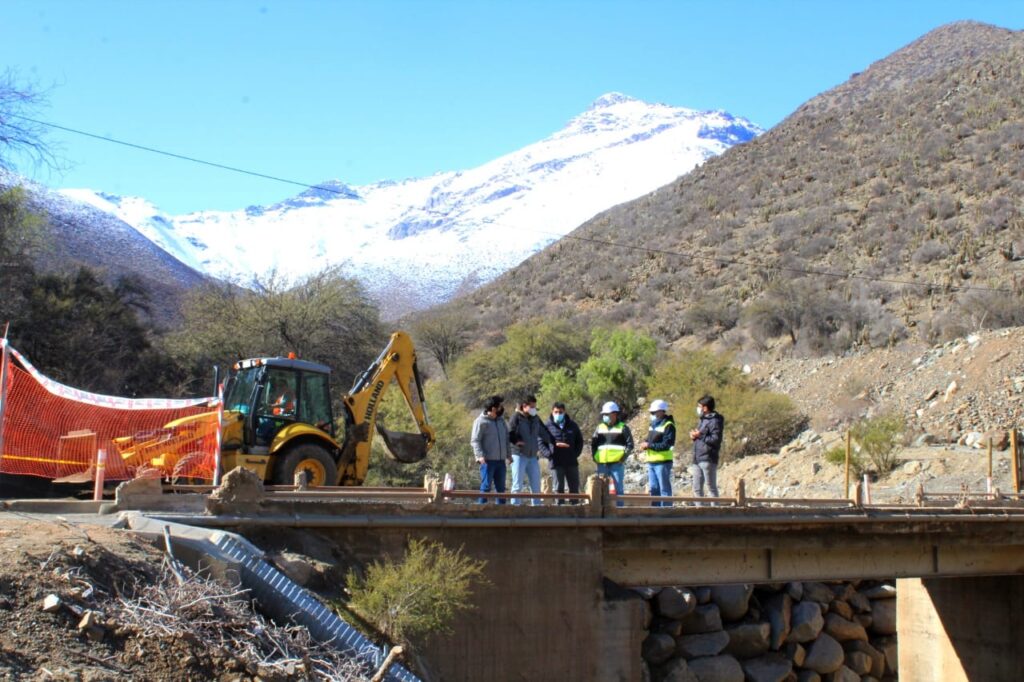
[376,424,429,463]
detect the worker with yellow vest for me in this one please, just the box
[638,399,676,507]
[590,401,634,502]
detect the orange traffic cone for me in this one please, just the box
[608,476,617,495]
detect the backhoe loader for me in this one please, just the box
[115,331,434,486]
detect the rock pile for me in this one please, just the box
[637,580,898,681]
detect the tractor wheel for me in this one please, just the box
[273,444,337,487]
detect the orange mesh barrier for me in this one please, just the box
[0,343,218,481]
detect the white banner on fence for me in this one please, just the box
[7,342,215,411]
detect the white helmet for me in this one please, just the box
[601,401,621,414]
[649,399,669,413]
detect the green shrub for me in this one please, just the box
[824,445,866,479]
[346,539,487,644]
[646,350,805,462]
[850,414,905,476]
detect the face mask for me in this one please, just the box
[528,407,538,417]
[602,415,611,424]
[553,413,565,424]
[649,414,658,424]
[696,407,704,418]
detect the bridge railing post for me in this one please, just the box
[735,479,746,507]
[585,474,608,517]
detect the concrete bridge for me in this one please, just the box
[98,476,1024,681]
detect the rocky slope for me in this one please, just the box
[455,22,1024,350]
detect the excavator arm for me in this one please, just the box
[335,331,435,485]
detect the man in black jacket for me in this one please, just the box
[689,394,724,499]
[540,402,584,503]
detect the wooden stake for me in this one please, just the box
[988,438,993,479]
[1012,429,1020,494]
[735,478,746,507]
[845,431,852,499]
[371,645,405,682]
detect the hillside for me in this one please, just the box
[457,22,1024,353]
[60,94,761,317]
[0,170,210,325]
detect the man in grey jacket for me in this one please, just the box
[471,395,511,504]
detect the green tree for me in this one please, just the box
[576,328,657,417]
[167,266,383,392]
[0,186,43,325]
[14,268,185,396]
[450,319,588,408]
[347,538,488,644]
[850,414,905,476]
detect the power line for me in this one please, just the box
[18,114,1017,296]
[12,114,344,195]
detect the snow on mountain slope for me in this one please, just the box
[61,93,762,316]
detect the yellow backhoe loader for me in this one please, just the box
[116,331,434,486]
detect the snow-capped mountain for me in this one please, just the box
[61,93,762,316]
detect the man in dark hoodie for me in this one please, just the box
[507,395,555,505]
[540,402,584,503]
[689,394,724,499]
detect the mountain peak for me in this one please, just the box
[588,92,640,109]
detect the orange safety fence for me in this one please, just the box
[0,341,219,481]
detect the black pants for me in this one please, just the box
[554,464,580,504]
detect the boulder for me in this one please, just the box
[711,584,754,621]
[870,599,897,635]
[963,431,984,448]
[859,584,896,600]
[680,604,723,634]
[824,613,868,642]
[790,600,825,643]
[829,584,856,602]
[785,582,804,601]
[874,636,898,672]
[694,586,712,604]
[783,641,806,667]
[844,641,885,677]
[271,551,315,586]
[77,610,105,642]
[847,590,871,613]
[41,594,62,613]
[642,633,676,665]
[723,622,771,658]
[855,614,873,630]
[658,657,698,682]
[741,653,792,682]
[803,634,845,674]
[651,617,683,637]
[983,429,1010,451]
[764,592,792,650]
[826,665,860,682]
[675,631,729,658]
[829,599,853,620]
[845,650,873,675]
[802,582,835,604]
[687,655,744,682]
[796,672,821,682]
[657,586,698,619]
[632,586,660,600]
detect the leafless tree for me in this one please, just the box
[410,310,475,377]
[0,69,59,172]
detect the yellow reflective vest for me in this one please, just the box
[594,421,630,464]
[645,419,675,463]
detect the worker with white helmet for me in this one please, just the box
[590,400,634,503]
[638,399,676,506]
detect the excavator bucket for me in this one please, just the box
[376,424,429,463]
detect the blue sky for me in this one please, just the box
[2,0,1023,214]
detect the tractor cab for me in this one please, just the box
[222,356,335,455]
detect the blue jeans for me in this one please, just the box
[479,460,507,504]
[597,462,625,507]
[510,454,542,505]
[648,461,673,506]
